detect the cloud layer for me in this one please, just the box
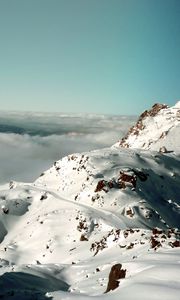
[0,112,136,184]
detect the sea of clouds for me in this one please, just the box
[0,111,136,184]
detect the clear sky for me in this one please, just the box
[0,0,179,115]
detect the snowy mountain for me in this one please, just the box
[113,102,180,153]
[0,103,179,300]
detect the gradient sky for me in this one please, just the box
[0,0,179,115]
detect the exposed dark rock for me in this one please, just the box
[149,103,168,117]
[159,146,168,153]
[9,181,15,189]
[95,180,107,192]
[120,103,168,147]
[80,234,88,241]
[150,236,161,249]
[96,268,100,272]
[74,194,78,201]
[119,171,137,189]
[40,193,48,201]
[77,220,88,232]
[169,240,180,248]
[90,229,121,256]
[105,264,126,293]
[152,228,163,235]
[159,131,168,139]
[2,207,9,214]
[126,243,134,249]
[91,238,107,256]
[126,208,134,218]
[68,155,78,161]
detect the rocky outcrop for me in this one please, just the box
[113,102,180,152]
[119,104,168,148]
[105,264,126,293]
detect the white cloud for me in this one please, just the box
[0,113,136,184]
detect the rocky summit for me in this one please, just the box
[114,101,180,153]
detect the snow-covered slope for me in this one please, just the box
[0,103,179,300]
[113,102,180,153]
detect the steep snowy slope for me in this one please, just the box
[113,102,180,153]
[0,103,179,300]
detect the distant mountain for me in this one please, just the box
[0,102,179,300]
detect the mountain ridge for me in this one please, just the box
[0,102,179,300]
[113,101,180,153]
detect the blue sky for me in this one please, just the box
[0,0,179,115]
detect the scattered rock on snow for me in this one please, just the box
[159,146,168,153]
[105,263,126,293]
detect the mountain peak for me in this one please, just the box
[174,100,180,108]
[113,102,180,153]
